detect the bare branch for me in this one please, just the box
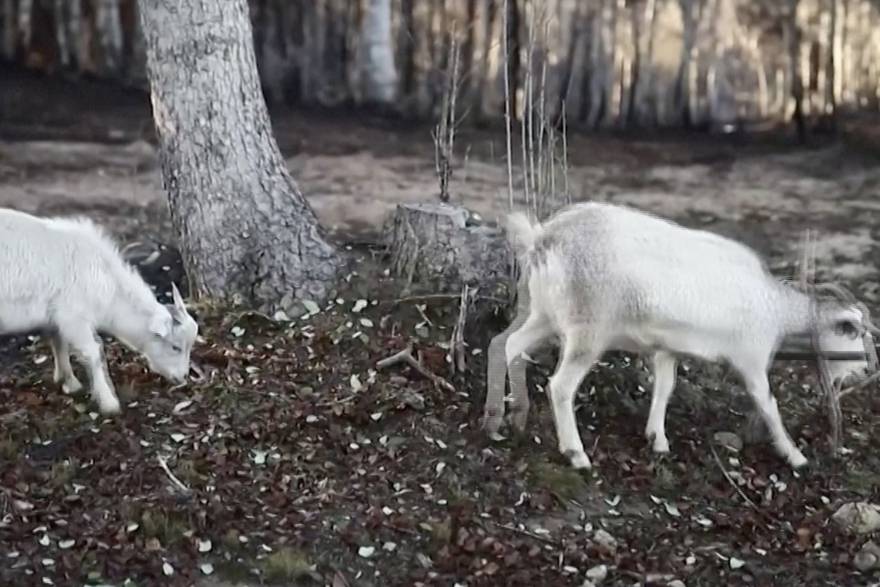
[377,344,455,392]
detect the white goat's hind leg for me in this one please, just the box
[504,312,552,366]
[503,313,552,430]
[734,360,806,468]
[61,324,121,415]
[549,342,600,470]
[49,334,83,394]
[645,351,677,453]
[507,353,530,432]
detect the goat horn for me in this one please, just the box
[814,282,857,303]
[840,368,880,397]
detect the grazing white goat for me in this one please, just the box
[499,202,873,470]
[0,209,199,414]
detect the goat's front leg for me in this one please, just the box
[645,351,677,453]
[49,334,83,394]
[60,323,121,415]
[549,342,601,470]
[733,358,806,468]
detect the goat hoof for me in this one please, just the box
[98,400,122,416]
[509,409,529,434]
[62,379,83,395]
[789,451,808,469]
[563,450,592,470]
[652,438,670,454]
[481,412,503,437]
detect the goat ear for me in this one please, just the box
[149,309,172,338]
[171,282,187,313]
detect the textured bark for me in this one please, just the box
[385,203,509,294]
[139,0,342,312]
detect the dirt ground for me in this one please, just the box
[2,65,880,587]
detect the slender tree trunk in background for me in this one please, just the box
[824,0,837,128]
[587,0,609,129]
[96,0,122,74]
[675,0,697,126]
[603,0,620,127]
[359,0,398,104]
[787,0,806,142]
[139,0,342,311]
[460,0,477,110]
[626,1,641,128]
[478,0,498,119]
[560,2,589,120]
[638,0,659,125]
[505,0,520,120]
[398,0,416,97]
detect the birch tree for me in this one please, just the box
[358,0,398,104]
[139,0,341,312]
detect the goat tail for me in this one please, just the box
[506,212,542,257]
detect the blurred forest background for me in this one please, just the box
[4,0,880,137]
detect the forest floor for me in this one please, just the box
[2,65,880,587]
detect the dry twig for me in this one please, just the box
[157,455,191,494]
[487,521,560,547]
[376,344,455,392]
[448,284,472,375]
[709,442,778,525]
[433,22,461,203]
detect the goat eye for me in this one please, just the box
[835,321,859,338]
[172,345,183,353]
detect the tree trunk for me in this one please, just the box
[139,0,342,312]
[825,0,838,129]
[398,0,416,97]
[358,0,398,105]
[787,0,806,142]
[560,2,590,121]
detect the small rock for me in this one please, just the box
[592,529,617,555]
[832,502,880,534]
[580,581,596,587]
[854,541,880,572]
[585,564,608,583]
[667,581,686,587]
[401,390,426,411]
[713,431,743,452]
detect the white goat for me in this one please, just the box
[498,202,873,470]
[0,208,199,414]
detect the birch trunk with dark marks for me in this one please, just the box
[787,0,806,142]
[139,0,342,313]
[358,0,397,105]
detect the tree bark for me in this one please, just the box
[139,0,342,312]
[358,0,398,105]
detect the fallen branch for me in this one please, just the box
[391,293,506,305]
[157,455,191,495]
[487,521,560,547]
[376,344,455,392]
[709,441,778,525]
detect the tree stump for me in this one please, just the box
[384,202,511,294]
